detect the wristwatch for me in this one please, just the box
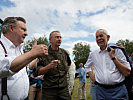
[112,57,116,60]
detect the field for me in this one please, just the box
[72,78,91,100]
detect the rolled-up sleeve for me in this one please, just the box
[84,53,93,73]
[116,49,131,70]
[0,56,15,78]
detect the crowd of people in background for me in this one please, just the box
[28,58,43,100]
[0,16,133,100]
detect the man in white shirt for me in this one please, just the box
[0,17,48,100]
[84,29,131,100]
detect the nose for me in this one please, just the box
[59,37,61,40]
[59,38,62,42]
[97,36,101,40]
[24,32,28,36]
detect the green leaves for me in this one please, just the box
[73,42,91,68]
[117,39,133,56]
[23,37,49,53]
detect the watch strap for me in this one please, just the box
[112,57,116,60]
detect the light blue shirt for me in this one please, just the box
[78,67,86,83]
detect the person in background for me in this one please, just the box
[78,63,86,100]
[0,17,48,100]
[129,53,133,66]
[33,31,71,100]
[117,43,133,100]
[117,43,125,48]
[28,58,43,100]
[66,50,76,98]
[84,29,131,100]
[129,53,133,91]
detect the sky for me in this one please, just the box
[0,0,133,59]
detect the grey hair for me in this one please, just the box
[96,29,108,36]
[49,31,60,39]
[2,17,26,34]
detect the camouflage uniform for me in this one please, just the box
[34,46,71,100]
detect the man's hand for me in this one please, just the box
[108,47,115,59]
[108,47,131,76]
[38,60,59,75]
[88,71,96,84]
[48,60,59,69]
[10,40,48,72]
[31,40,48,58]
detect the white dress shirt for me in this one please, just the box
[0,34,29,100]
[84,48,130,85]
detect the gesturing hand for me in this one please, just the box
[31,40,48,57]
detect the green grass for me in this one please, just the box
[72,78,91,100]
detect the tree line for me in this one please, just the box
[22,37,133,69]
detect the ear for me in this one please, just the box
[49,38,52,43]
[8,24,13,32]
[107,35,110,41]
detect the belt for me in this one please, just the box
[96,81,124,89]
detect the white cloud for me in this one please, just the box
[80,0,133,43]
[62,30,89,39]
[1,0,133,59]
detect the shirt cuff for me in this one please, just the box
[85,67,92,73]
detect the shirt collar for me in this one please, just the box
[48,45,62,54]
[1,34,23,49]
[98,46,108,53]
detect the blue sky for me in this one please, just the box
[0,0,133,59]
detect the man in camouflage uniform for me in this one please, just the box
[34,31,71,100]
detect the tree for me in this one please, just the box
[23,37,49,53]
[73,42,91,69]
[116,39,133,56]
